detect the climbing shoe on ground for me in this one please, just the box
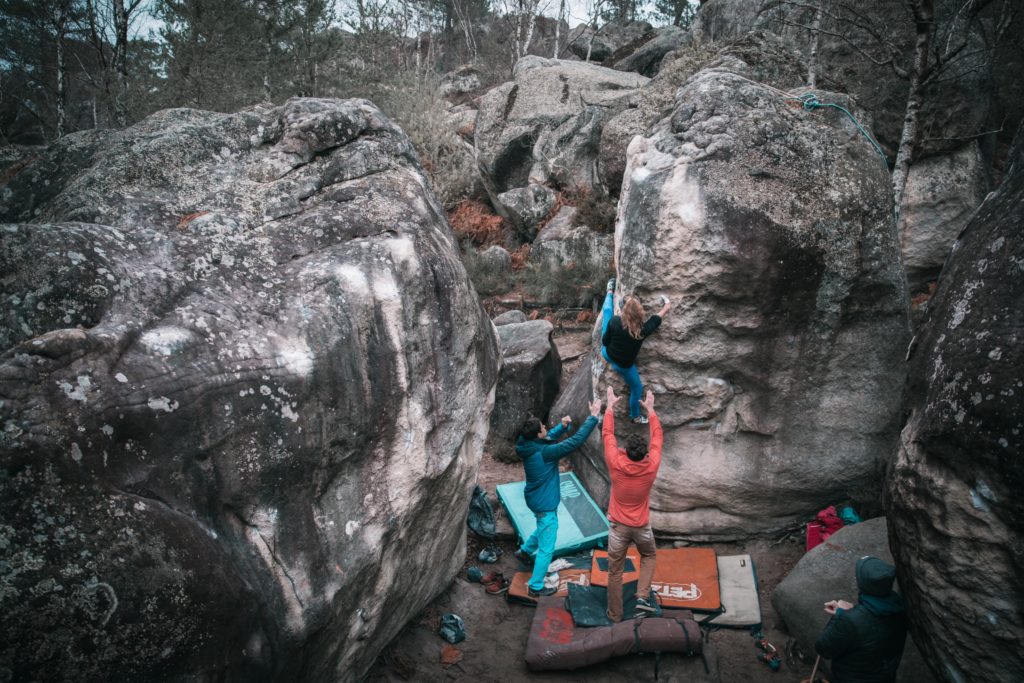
[514,549,535,566]
[467,566,484,583]
[607,277,616,292]
[634,596,657,614]
[479,570,503,586]
[485,578,511,595]
[528,585,558,598]
[478,544,502,563]
[632,415,649,425]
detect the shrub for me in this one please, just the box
[565,186,617,234]
[448,200,505,246]
[522,256,611,308]
[375,71,479,208]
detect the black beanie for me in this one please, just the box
[856,556,896,597]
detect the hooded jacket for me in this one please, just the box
[815,557,909,683]
[602,406,663,527]
[516,416,598,513]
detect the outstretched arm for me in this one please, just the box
[603,386,621,465]
[541,400,601,462]
[641,391,663,469]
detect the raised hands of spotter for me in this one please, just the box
[606,385,622,410]
[589,398,602,417]
[640,390,655,414]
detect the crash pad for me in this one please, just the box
[508,567,590,604]
[713,554,761,627]
[565,581,657,626]
[525,595,702,672]
[496,472,609,557]
[590,547,722,612]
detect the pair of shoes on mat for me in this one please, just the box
[528,585,558,598]
[514,549,535,566]
[631,415,649,425]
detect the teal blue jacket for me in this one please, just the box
[516,416,598,513]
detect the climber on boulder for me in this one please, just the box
[514,399,602,598]
[600,278,671,424]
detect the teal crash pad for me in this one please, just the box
[496,472,609,557]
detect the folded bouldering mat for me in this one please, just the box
[495,472,608,557]
[508,567,590,604]
[712,554,761,627]
[525,595,703,672]
[590,547,722,611]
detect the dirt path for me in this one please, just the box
[366,327,820,683]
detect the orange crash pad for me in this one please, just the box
[590,547,722,611]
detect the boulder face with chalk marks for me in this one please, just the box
[563,50,910,540]
[0,98,499,682]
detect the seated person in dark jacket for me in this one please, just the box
[815,556,909,683]
[514,398,601,598]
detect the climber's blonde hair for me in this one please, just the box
[621,296,644,340]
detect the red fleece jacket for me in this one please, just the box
[603,407,663,527]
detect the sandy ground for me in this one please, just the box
[365,326,822,683]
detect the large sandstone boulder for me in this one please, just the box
[474,56,648,222]
[612,26,691,77]
[600,31,806,195]
[489,320,562,463]
[566,58,910,539]
[0,98,500,682]
[531,206,613,273]
[887,130,1024,681]
[898,142,989,293]
[566,21,653,62]
[772,519,936,683]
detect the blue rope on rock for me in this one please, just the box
[786,92,890,167]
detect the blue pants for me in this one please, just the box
[601,292,644,419]
[521,511,558,591]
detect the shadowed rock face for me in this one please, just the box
[488,320,561,463]
[887,133,1024,682]
[0,98,499,682]
[564,56,909,539]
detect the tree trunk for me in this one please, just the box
[892,0,935,217]
[522,2,538,60]
[553,0,566,58]
[56,1,68,138]
[113,0,130,127]
[808,1,823,88]
[263,28,273,101]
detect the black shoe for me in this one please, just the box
[514,549,535,566]
[528,585,558,598]
[634,597,657,614]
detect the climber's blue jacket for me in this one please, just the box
[517,416,598,513]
